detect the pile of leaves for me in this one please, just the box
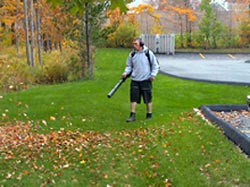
[1,111,244,186]
[0,121,173,186]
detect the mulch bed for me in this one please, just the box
[213,110,250,138]
[199,104,250,155]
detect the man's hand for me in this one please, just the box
[149,76,155,81]
[122,73,127,79]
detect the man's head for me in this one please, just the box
[133,38,144,51]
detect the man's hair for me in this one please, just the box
[133,38,144,47]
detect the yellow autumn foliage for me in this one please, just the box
[151,21,165,34]
[130,4,155,14]
[167,5,197,22]
[106,7,124,25]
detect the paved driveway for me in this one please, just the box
[157,53,250,85]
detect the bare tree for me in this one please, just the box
[84,2,93,79]
[15,0,20,56]
[23,0,31,65]
[35,0,42,65]
[30,0,35,66]
[184,0,192,47]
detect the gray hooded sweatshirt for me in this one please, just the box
[124,46,160,81]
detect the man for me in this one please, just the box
[122,38,159,122]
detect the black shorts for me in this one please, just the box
[130,80,152,104]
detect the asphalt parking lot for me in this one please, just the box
[157,53,250,85]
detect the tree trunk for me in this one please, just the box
[185,0,192,48]
[30,0,35,66]
[35,0,42,65]
[15,0,20,57]
[23,0,31,65]
[179,15,184,48]
[85,2,93,79]
[188,22,192,47]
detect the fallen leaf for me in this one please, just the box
[165,178,172,187]
[103,173,108,179]
[205,163,211,168]
[42,120,47,126]
[63,164,69,168]
[80,160,86,164]
[50,116,56,121]
[215,159,221,164]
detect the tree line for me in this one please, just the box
[0,0,116,79]
[0,0,249,81]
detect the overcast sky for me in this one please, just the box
[127,0,147,8]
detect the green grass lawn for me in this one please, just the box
[0,48,250,186]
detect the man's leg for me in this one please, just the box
[146,102,152,119]
[131,102,137,113]
[127,81,139,122]
[127,102,137,122]
[146,102,152,113]
[142,80,153,119]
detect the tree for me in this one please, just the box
[184,0,196,47]
[0,0,23,49]
[107,21,139,47]
[46,0,128,79]
[103,7,139,47]
[158,0,197,47]
[234,0,250,47]
[22,0,36,66]
[30,0,36,66]
[84,2,91,79]
[35,0,42,65]
[211,18,224,48]
[166,5,197,47]
[239,20,250,47]
[23,0,32,65]
[129,4,163,34]
[198,0,224,49]
[198,0,213,48]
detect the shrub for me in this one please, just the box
[66,55,82,81]
[107,22,139,48]
[35,45,81,84]
[239,21,250,47]
[0,57,32,91]
[0,44,84,91]
[95,26,117,47]
[43,62,68,83]
[35,50,69,84]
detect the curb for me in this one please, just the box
[174,51,250,55]
[200,104,250,155]
[159,70,250,86]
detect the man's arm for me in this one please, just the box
[149,50,160,78]
[122,53,133,78]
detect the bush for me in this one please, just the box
[95,26,117,47]
[0,44,84,91]
[239,21,250,47]
[0,57,32,91]
[44,62,68,83]
[35,45,82,84]
[66,55,82,81]
[107,22,139,48]
[175,32,246,49]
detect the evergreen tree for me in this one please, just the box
[198,0,224,49]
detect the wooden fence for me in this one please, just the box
[141,34,175,55]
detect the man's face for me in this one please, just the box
[133,40,142,51]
